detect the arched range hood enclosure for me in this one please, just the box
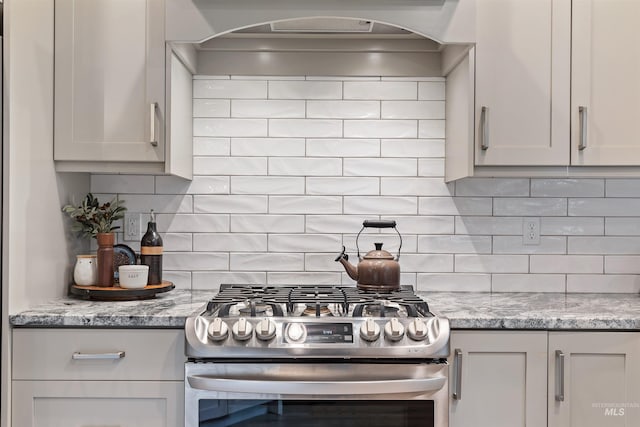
[166,0,475,44]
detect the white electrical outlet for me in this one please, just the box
[124,212,142,242]
[523,217,540,245]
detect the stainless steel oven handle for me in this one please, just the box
[187,375,446,395]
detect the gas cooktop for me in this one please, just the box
[185,284,450,360]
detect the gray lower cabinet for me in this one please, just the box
[548,332,640,427]
[11,329,185,427]
[449,331,548,427]
[451,330,640,427]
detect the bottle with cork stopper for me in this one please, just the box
[140,210,163,285]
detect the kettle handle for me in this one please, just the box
[356,220,402,260]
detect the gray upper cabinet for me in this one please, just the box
[54,0,192,178]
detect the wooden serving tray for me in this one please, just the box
[70,281,175,301]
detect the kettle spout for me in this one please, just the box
[334,246,358,281]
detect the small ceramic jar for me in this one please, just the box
[74,254,98,286]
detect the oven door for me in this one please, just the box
[185,362,448,427]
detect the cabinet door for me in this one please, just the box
[474,0,570,166]
[571,0,640,165]
[449,331,547,427]
[54,0,165,162]
[549,332,640,427]
[12,380,183,427]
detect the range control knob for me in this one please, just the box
[207,317,229,342]
[384,318,405,341]
[407,319,429,341]
[285,323,306,343]
[232,317,254,341]
[255,318,277,341]
[360,318,381,342]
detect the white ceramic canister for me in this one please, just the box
[74,254,98,286]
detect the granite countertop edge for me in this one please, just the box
[9,290,640,331]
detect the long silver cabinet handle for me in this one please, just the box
[452,348,463,400]
[555,350,565,401]
[72,351,125,360]
[578,106,588,151]
[150,102,158,147]
[480,106,490,150]
[188,376,446,395]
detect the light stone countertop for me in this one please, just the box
[8,290,640,330]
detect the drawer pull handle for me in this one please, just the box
[578,106,588,151]
[72,351,125,360]
[480,106,490,150]
[555,350,565,402]
[150,102,158,147]
[452,348,462,400]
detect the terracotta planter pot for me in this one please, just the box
[96,232,115,287]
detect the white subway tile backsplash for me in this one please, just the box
[306,139,380,157]
[230,253,304,271]
[194,118,267,137]
[306,177,379,195]
[155,176,230,195]
[269,234,342,252]
[605,256,640,274]
[270,196,342,214]
[494,198,567,216]
[231,215,305,233]
[344,81,417,100]
[541,217,604,236]
[307,101,380,119]
[193,99,230,117]
[417,273,492,292]
[531,179,604,197]
[344,158,417,176]
[157,214,229,233]
[569,236,640,254]
[456,178,529,197]
[493,236,566,254]
[605,218,640,236]
[193,137,230,156]
[418,197,493,216]
[344,196,418,215]
[531,255,603,273]
[195,195,268,214]
[231,138,305,157]
[418,120,446,138]
[381,178,451,196]
[192,271,267,289]
[90,74,640,293]
[231,176,304,195]
[381,139,445,158]
[454,255,529,273]
[567,275,640,293]
[492,274,566,292]
[269,158,342,176]
[164,252,229,270]
[569,198,640,216]
[194,233,268,252]
[91,175,155,194]
[193,157,267,175]
[193,79,267,98]
[418,81,446,100]
[232,100,305,118]
[455,217,522,235]
[270,119,342,138]
[344,120,417,138]
[381,101,445,120]
[268,81,342,99]
[418,235,492,254]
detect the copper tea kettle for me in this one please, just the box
[335,220,402,292]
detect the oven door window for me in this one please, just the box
[199,400,434,426]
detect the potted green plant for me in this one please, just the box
[62,193,127,287]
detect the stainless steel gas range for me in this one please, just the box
[185,284,450,427]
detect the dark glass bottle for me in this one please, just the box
[140,210,163,285]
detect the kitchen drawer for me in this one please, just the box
[13,328,185,381]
